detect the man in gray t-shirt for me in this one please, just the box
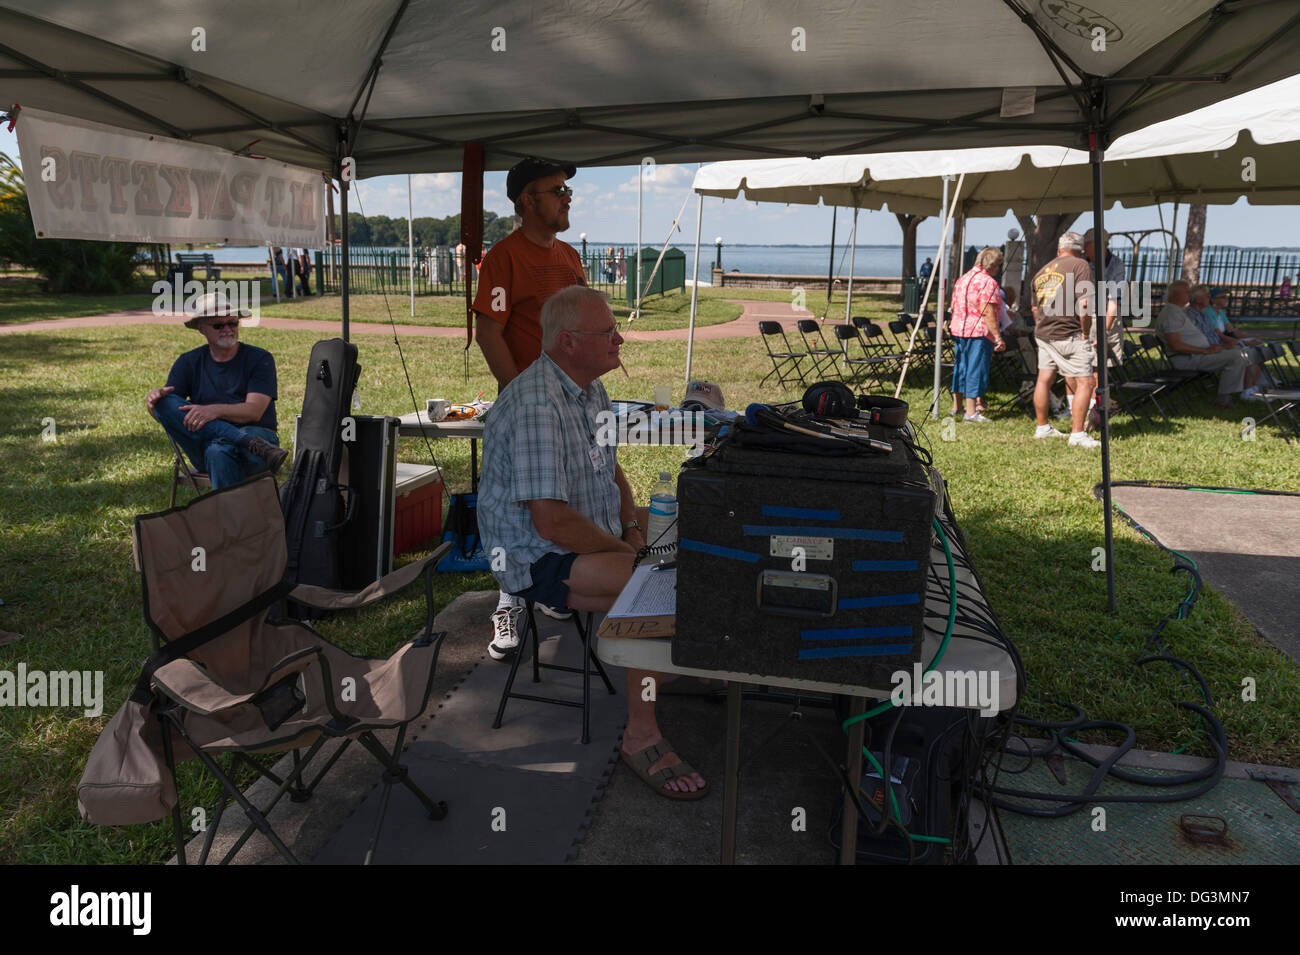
[1156,280,1254,407]
[1028,232,1099,446]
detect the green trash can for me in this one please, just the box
[902,276,920,314]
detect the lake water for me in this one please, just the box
[205,243,1300,286]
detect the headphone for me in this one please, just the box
[802,382,910,428]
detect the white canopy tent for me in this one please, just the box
[4,0,1300,608]
[688,71,1300,400]
[693,72,1300,215]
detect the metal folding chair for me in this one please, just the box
[758,321,809,389]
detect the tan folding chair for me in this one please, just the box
[113,473,453,864]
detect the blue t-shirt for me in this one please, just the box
[166,343,278,431]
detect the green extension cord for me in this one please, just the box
[839,516,959,846]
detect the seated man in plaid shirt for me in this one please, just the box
[477,286,708,800]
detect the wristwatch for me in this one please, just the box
[622,520,642,533]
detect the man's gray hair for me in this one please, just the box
[1189,283,1210,300]
[541,285,611,350]
[1058,231,1085,253]
[975,247,1004,272]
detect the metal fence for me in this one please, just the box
[1113,245,1300,292]
[316,244,636,298]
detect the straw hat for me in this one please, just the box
[184,291,252,329]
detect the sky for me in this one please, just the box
[4,124,1297,252]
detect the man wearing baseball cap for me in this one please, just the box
[146,291,287,488]
[473,156,588,660]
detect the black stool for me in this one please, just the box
[492,601,616,743]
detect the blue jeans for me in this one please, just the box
[153,393,280,489]
[952,336,994,400]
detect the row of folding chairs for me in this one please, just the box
[759,314,950,391]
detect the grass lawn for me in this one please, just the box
[1,291,1298,864]
[0,275,157,325]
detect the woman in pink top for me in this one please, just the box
[948,247,1007,422]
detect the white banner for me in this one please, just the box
[15,107,327,247]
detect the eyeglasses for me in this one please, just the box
[566,324,619,340]
[529,184,573,199]
[205,320,240,330]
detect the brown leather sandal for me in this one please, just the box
[620,739,710,801]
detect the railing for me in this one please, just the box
[316,244,634,298]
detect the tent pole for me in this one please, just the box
[340,176,350,342]
[1090,132,1117,613]
[636,165,643,319]
[827,207,837,306]
[931,176,950,419]
[845,205,858,323]
[408,174,415,317]
[685,191,703,384]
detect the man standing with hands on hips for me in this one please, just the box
[473,157,588,661]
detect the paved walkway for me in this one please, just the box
[0,300,809,340]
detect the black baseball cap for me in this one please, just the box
[507,157,577,202]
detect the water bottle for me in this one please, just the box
[646,471,678,557]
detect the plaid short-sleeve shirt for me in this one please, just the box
[477,352,621,594]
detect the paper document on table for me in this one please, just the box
[607,564,677,618]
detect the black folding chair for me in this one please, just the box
[493,601,615,744]
[758,321,809,389]
[796,319,843,379]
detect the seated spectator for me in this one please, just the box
[947,247,1007,422]
[1190,287,1268,400]
[1205,287,1264,346]
[477,285,707,800]
[146,292,288,487]
[1156,280,1258,407]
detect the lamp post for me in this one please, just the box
[715,236,723,272]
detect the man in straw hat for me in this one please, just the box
[145,291,287,488]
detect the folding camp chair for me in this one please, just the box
[795,319,843,379]
[166,432,210,507]
[492,601,615,744]
[758,321,809,389]
[128,474,454,865]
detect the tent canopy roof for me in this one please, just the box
[2,0,1298,176]
[692,73,1300,214]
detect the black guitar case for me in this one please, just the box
[279,338,361,618]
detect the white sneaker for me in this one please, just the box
[487,607,523,660]
[1068,432,1101,448]
[963,413,993,423]
[1035,424,1065,439]
[537,603,573,620]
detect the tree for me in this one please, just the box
[0,152,144,294]
[894,213,926,280]
[1182,203,1207,283]
[1014,212,1080,302]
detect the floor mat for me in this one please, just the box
[1109,484,1300,664]
[313,616,627,864]
[995,756,1300,864]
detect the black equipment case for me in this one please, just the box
[279,338,361,616]
[672,423,937,690]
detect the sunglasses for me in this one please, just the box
[205,320,240,330]
[529,184,573,199]
[566,324,619,340]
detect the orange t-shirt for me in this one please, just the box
[472,230,587,372]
